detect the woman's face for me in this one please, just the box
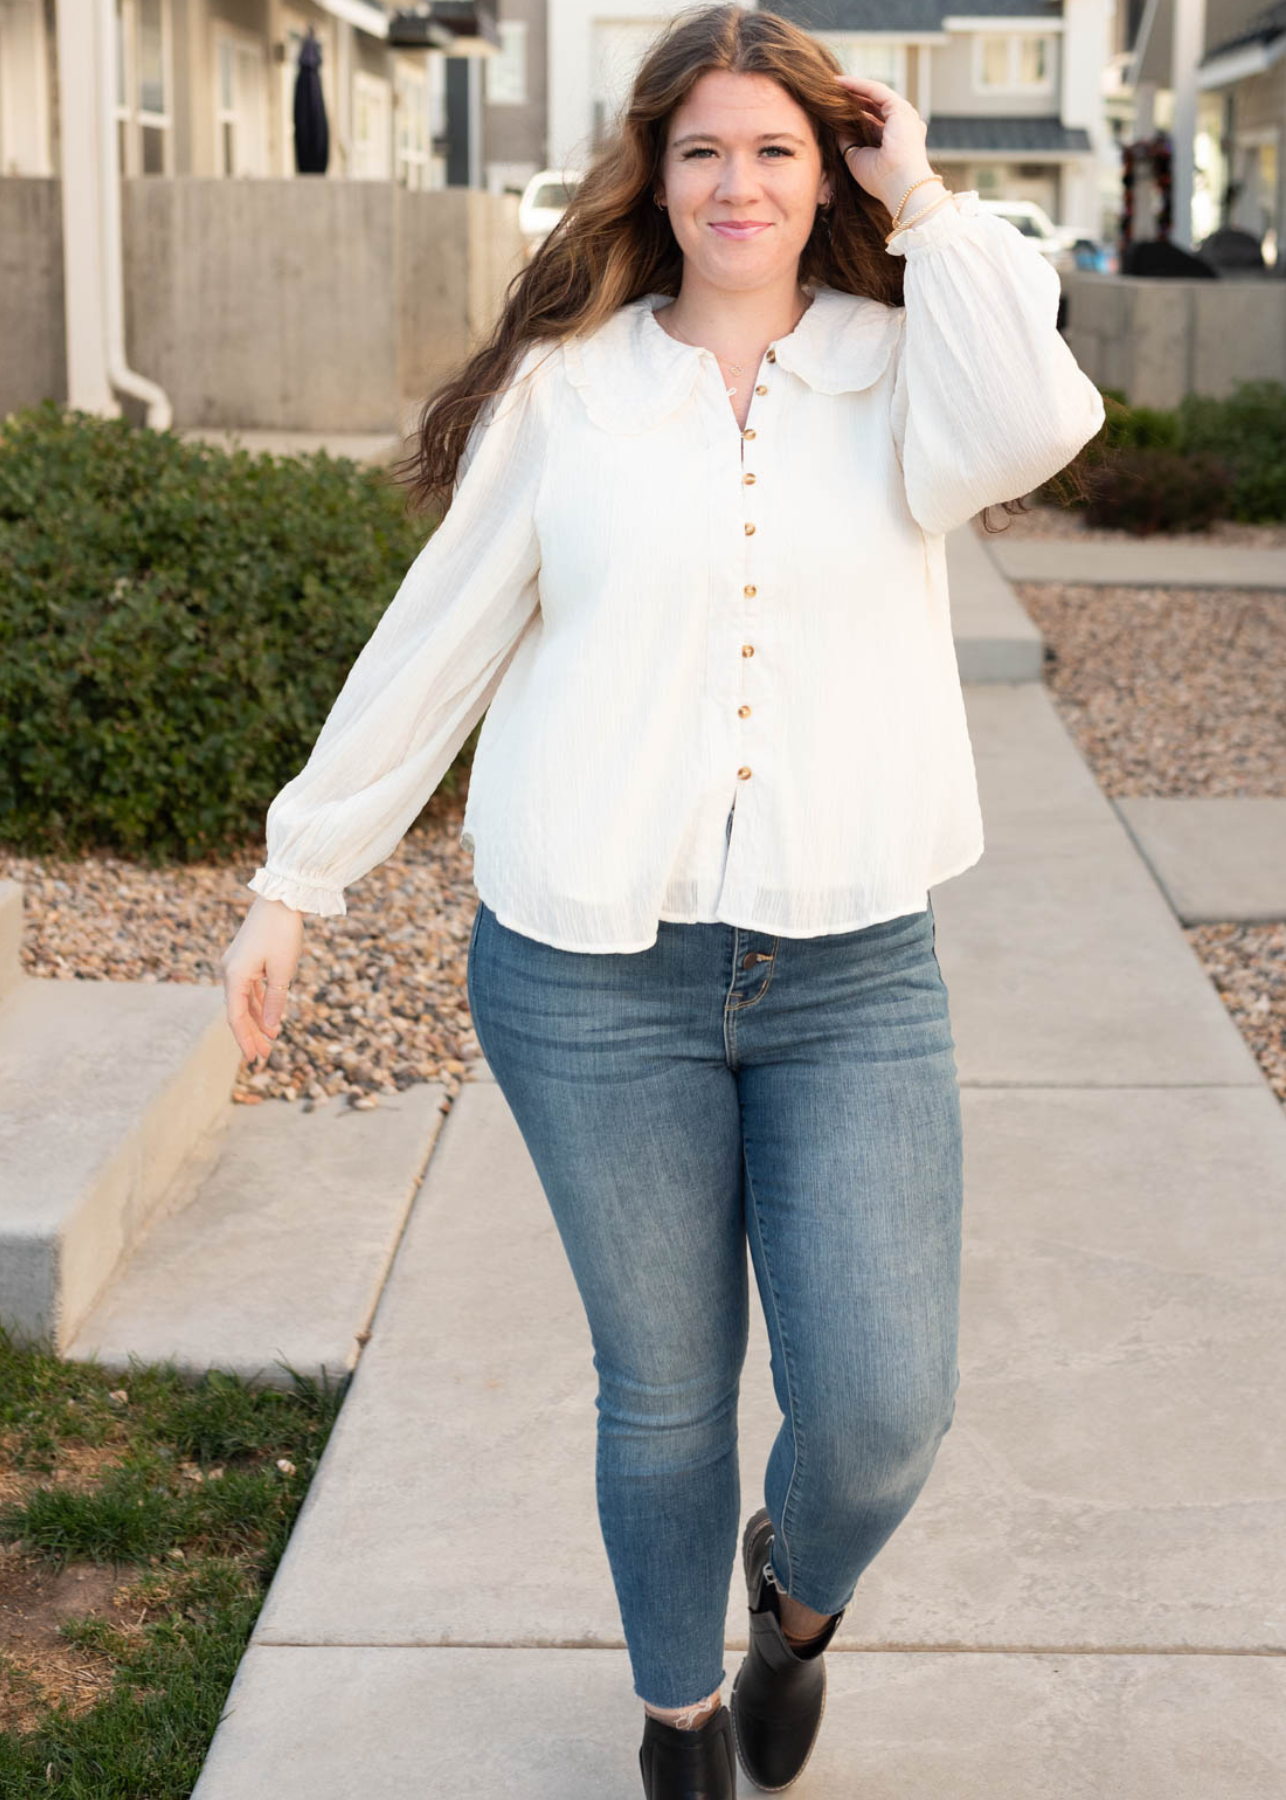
[656,69,830,292]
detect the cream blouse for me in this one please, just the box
[248,188,1105,953]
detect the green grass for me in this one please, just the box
[0,1321,348,1796]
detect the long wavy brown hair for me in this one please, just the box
[387,1,1106,532]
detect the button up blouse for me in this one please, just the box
[248,188,1105,953]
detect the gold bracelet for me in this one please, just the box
[888,173,945,229]
[885,186,955,244]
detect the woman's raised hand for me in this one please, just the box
[834,75,939,214]
[220,895,305,1070]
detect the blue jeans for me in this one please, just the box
[466,861,963,1711]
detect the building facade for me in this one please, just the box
[545,0,1116,236]
[0,0,500,187]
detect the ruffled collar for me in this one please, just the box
[562,280,904,435]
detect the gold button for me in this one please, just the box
[741,644,754,656]
[744,583,757,596]
[738,766,752,779]
[755,383,768,395]
[743,472,756,485]
[743,427,756,440]
[744,521,755,535]
[766,348,777,362]
[738,704,751,717]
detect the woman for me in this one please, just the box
[222,7,1104,1795]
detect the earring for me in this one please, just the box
[654,195,666,209]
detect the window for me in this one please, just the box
[215,28,268,177]
[353,72,392,180]
[396,62,431,189]
[486,20,528,106]
[820,35,908,94]
[974,34,1054,94]
[114,0,173,174]
[1018,36,1048,85]
[980,37,1008,87]
[0,0,53,176]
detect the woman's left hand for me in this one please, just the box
[834,75,941,215]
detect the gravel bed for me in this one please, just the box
[988,500,1286,548]
[0,792,484,1110]
[1014,574,1286,1110]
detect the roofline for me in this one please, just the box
[941,13,1065,28]
[1198,33,1286,86]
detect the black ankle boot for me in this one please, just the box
[730,1507,845,1792]
[638,1700,735,1799]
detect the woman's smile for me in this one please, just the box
[709,221,773,239]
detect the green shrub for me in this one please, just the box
[1037,378,1286,524]
[1102,402,1183,453]
[1082,445,1233,534]
[1176,379,1286,522]
[0,400,442,866]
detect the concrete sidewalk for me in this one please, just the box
[985,532,1286,589]
[189,525,1286,1798]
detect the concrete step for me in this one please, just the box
[1115,796,1286,924]
[65,1083,451,1387]
[0,941,239,1351]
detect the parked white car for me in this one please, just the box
[518,168,582,259]
[977,198,1084,273]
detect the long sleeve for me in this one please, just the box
[246,342,551,917]
[885,188,1105,539]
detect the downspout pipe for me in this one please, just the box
[95,0,172,428]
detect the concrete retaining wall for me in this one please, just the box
[0,175,528,432]
[1063,269,1286,408]
[0,178,66,420]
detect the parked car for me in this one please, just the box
[518,168,582,259]
[977,198,1087,275]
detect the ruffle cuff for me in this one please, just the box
[247,865,348,917]
[885,188,983,258]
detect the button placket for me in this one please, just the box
[719,344,774,890]
[735,348,773,800]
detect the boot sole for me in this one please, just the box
[730,1507,827,1793]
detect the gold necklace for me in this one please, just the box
[658,294,811,397]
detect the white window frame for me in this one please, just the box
[115,0,175,175]
[0,0,52,176]
[819,34,909,94]
[395,58,431,188]
[972,32,1054,95]
[213,24,270,178]
[352,69,393,180]
[485,19,528,105]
